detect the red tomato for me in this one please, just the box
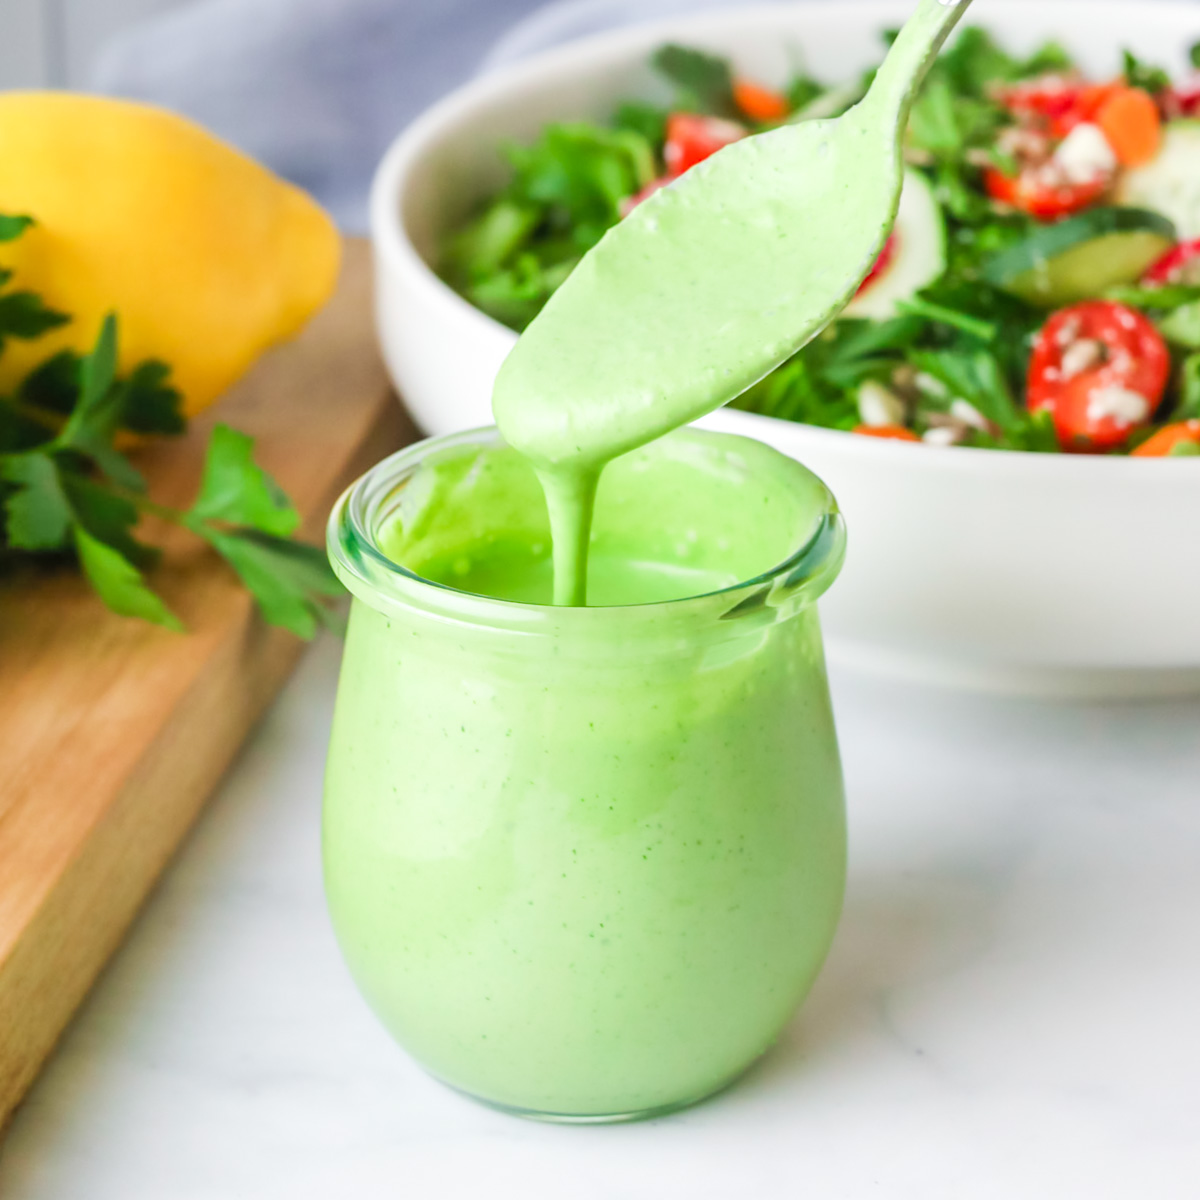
[1027,301,1170,451]
[999,76,1088,120]
[855,233,898,296]
[997,77,1117,137]
[1159,77,1200,120]
[852,424,919,442]
[984,165,1108,219]
[1142,238,1200,285]
[663,113,745,176]
[1131,419,1200,456]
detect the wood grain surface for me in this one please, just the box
[0,238,415,1129]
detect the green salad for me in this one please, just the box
[442,28,1200,456]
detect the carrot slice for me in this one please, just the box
[732,79,790,122]
[1131,419,1200,456]
[1096,87,1162,166]
[852,424,920,442]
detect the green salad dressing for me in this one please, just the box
[377,431,821,605]
[325,430,849,1116]
[493,0,970,603]
[324,0,970,1119]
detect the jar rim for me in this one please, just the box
[327,425,846,632]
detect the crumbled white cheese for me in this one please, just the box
[857,380,905,427]
[914,371,949,398]
[1055,316,1082,346]
[1060,337,1105,379]
[1052,123,1118,185]
[922,425,961,446]
[1086,385,1150,426]
[949,398,990,430]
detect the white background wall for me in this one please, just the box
[0,0,189,89]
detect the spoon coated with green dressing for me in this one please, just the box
[493,0,973,605]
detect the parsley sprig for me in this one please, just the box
[0,215,342,638]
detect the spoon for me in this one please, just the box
[493,0,974,473]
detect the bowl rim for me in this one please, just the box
[369,0,1200,476]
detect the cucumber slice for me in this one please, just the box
[981,207,1175,307]
[845,169,946,319]
[1116,120,1200,238]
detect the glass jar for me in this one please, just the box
[324,428,847,1122]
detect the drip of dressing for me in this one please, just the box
[493,0,971,605]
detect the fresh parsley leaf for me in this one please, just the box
[444,201,540,280]
[0,397,55,453]
[1122,49,1170,94]
[443,121,654,330]
[119,360,185,436]
[18,349,82,415]
[652,43,735,116]
[203,528,342,639]
[1,453,72,549]
[966,406,1059,453]
[786,75,825,111]
[60,472,158,567]
[732,337,859,430]
[910,347,1023,433]
[828,315,927,364]
[78,314,118,415]
[0,214,34,242]
[461,257,566,332]
[937,27,1017,98]
[73,525,182,630]
[1018,42,1072,79]
[0,291,69,344]
[909,77,964,156]
[613,101,667,148]
[56,314,145,491]
[189,423,299,537]
[59,315,119,442]
[508,124,651,222]
[897,296,997,341]
[936,28,1070,95]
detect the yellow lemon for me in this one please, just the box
[0,92,340,415]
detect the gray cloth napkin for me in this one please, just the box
[93,0,547,231]
[93,0,736,231]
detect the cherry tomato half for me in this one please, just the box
[855,233,898,296]
[852,424,920,442]
[984,164,1108,219]
[1159,77,1200,120]
[1131,419,1200,456]
[1142,238,1200,285]
[1027,301,1170,452]
[997,77,1118,138]
[663,113,746,177]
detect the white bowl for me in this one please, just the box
[370,0,1200,698]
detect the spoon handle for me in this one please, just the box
[861,0,974,130]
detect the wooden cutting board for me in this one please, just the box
[0,238,416,1130]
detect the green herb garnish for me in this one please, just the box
[0,216,341,637]
[651,43,736,116]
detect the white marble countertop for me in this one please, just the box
[2,636,1198,1198]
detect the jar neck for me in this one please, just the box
[327,427,846,643]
